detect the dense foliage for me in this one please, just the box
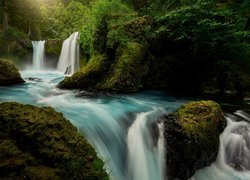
[40,0,88,39]
[0,0,249,95]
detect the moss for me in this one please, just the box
[59,42,150,92]
[0,102,108,179]
[163,100,226,179]
[176,100,225,138]
[0,28,32,59]
[0,59,25,86]
[45,40,63,57]
[98,42,148,92]
[58,54,110,89]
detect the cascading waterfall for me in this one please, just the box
[32,41,45,70]
[127,111,166,180]
[57,32,80,75]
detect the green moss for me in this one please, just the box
[45,40,62,56]
[174,100,226,168]
[176,100,225,138]
[164,100,226,179]
[59,54,110,89]
[0,59,25,86]
[0,28,32,59]
[0,102,108,179]
[59,42,150,92]
[98,42,148,92]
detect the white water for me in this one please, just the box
[57,32,80,75]
[192,111,250,180]
[127,111,165,180]
[32,41,45,70]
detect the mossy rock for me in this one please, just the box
[0,59,25,86]
[98,42,148,92]
[161,100,226,180]
[58,54,111,89]
[0,102,108,179]
[59,42,149,92]
[45,40,63,57]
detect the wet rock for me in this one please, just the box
[161,100,226,180]
[24,77,43,82]
[0,59,25,86]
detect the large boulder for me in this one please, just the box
[0,59,25,86]
[161,100,226,180]
[0,102,108,179]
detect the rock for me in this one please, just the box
[24,77,43,82]
[161,100,226,180]
[59,42,149,92]
[98,42,148,92]
[0,102,108,179]
[0,59,25,86]
[45,40,62,57]
[58,54,110,89]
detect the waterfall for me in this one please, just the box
[32,41,45,70]
[127,111,166,180]
[57,32,80,75]
[192,110,250,179]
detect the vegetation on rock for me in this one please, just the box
[98,42,148,92]
[55,0,250,97]
[0,59,24,86]
[161,100,226,180]
[45,40,62,57]
[0,102,108,179]
[58,54,109,89]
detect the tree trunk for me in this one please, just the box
[2,0,9,39]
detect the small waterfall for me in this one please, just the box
[223,119,250,171]
[57,32,80,75]
[192,110,250,179]
[32,41,45,70]
[127,111,165,180]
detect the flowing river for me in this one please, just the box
[0,71,250,180]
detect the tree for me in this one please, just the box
[0,0,41,39]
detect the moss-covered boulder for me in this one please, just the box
[58,54,110,89]
[0,102,108,179]
[0,59,25,86]
[161,100,226,180]
[59,42,149,92]
[98,42,148,92]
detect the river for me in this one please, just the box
[0,70,249,180]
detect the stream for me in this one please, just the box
[0,70,250,180]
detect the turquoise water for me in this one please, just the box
[0,71,186,180]
[1,71,250,180]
